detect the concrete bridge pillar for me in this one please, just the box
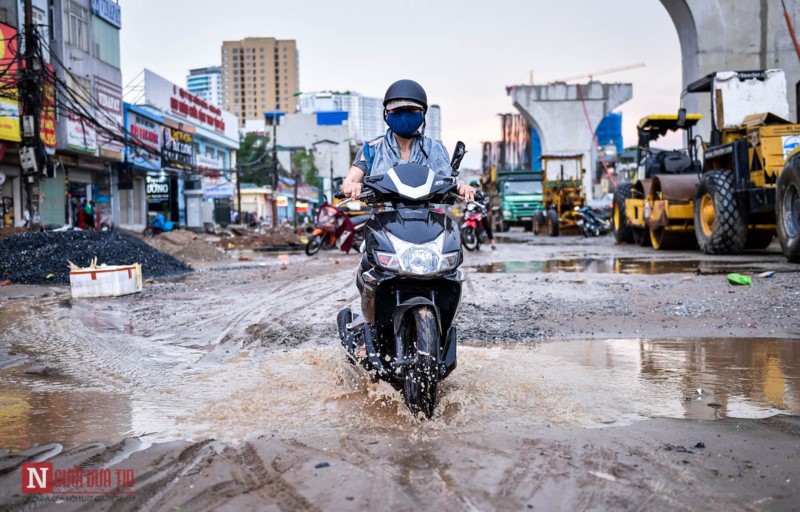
[661,0,800,134]
[509,81,632,199]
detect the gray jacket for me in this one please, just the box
[354,130,451,177]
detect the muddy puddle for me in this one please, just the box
[472,257,782,275]
[1,330,797,451]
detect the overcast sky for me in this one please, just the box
[119,0,683,168]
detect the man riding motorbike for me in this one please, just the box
[340,79,473,361]
[469,180,496,249]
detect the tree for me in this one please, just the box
[291,151,321,188]
[237,132,275,187]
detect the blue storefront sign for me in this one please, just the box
[91,0,121,28]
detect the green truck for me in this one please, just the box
[485,169,544,232]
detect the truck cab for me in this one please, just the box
[488,170,543,232]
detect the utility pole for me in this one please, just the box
[18,0,43,232]
[271,121,278,228]
[235,165,241,225]
[292,168,299,228]
[264,111,283,228]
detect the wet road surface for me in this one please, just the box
[1,233,799,509]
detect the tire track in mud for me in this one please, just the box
[206,266,354,354]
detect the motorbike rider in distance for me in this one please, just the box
[469,180,496,250]
[341,79,474,202]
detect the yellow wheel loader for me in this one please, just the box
[686,70,800,254]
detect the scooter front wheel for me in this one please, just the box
[403,306,439,419]
[143,227,154,236]
[305,235,324,256]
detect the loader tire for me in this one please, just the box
[612,183,634,243]
[547,209,559,237]
[694,170,746,255]
[776,161,800,262]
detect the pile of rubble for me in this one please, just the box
[0,231,191,285]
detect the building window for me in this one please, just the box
[65,1,89,51]
[92,17,120,67]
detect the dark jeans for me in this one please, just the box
[481,216,493,240]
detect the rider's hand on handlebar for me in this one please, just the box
[342,180,362,200]
[457,184,475,203]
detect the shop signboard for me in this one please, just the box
[95,76,124,160]
[297,183,319,202]
[143,69,238,140]
[90,0,122,28]
[126,110,161,171]
[67,112,98,154]
[66,75,98,155]
[162,123,193,171]
[198,154,233,198]
[146,173,169,203]
[40,64,56,152]
[0,22,20,143]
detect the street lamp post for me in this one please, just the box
[264,111,284,228]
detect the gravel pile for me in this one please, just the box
[0,231,191,285]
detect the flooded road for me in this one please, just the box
[1,234,799,509]
[2,322,798,451]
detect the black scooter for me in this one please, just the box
[336,143,467,418]
[576,205,611,237]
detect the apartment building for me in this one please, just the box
[221,37,299,127]
[187,66,222,107]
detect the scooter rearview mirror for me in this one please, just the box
[450,141,466,177]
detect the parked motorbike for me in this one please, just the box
[143,214,176,236]
[336,143,467,418]
[460,201,487,251]
[305,204,369,256]
[575,205,611,237]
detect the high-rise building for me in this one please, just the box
[298,91,442,143]
[221,37,299,127]
[187,66,222,107]
[426,105,441,142]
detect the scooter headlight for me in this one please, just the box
[401,247,440,275]
[381,232,453,275]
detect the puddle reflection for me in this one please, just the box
[543,338,800,420]
[472,258,776,275]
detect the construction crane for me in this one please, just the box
[552,63,646,83]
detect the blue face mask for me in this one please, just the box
[386,111,424,138]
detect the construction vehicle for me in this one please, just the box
[688,69,800,254]
[776,148,800,262]
[615,69,800,253]
[535,154,586,236]
[483,167,543,232]
[613,111,703,249]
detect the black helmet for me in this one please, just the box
[383,79,428,113]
